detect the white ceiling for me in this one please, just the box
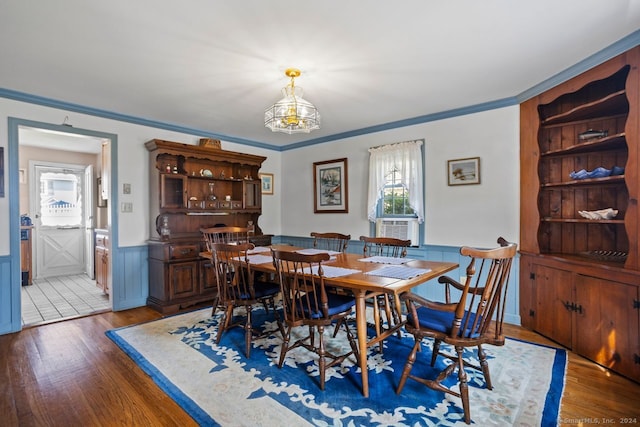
[2,1,640,150]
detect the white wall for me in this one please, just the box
[281,106,520,248]
[1,97,519,256]
[0,97,282,255]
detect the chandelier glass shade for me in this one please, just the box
[264,68,320,134]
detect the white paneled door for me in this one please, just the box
[32,163,87,278]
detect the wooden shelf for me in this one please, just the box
[540,132,626,157]
[540,218,624,224]
[540,174,625,188]
[541,90,628,126]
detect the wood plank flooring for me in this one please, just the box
[1,307,638,426]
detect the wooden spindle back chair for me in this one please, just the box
[310,232,351,253]
[396,237,517,424]
[210,242,282,358]
[357,236,413,349]
[271,248,359,390]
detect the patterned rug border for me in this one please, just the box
[106,308,567,426]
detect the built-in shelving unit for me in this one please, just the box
[519,47,640,382]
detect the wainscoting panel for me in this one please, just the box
[275,236,521,325]
[0,255,17,334]
[112,245,149,311]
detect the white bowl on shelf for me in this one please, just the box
[578,208,618,220]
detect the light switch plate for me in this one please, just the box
[121,202,133,212]
[123,183,131,194]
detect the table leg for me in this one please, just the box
[355,290,369,397]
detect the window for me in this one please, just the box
[39,171,83,227]
[367,140,424,223]
[382,168,415,216]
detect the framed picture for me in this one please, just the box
[447,157,480,186]
[259,173,274,195]
[313,158,348,213]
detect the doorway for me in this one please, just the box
[18,125,112,326]
[32,163,88,278]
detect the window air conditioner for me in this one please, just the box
[375,218,419,246]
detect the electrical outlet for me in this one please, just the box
[121,202,133,213]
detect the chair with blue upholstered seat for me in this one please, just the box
[271,248,359,390]
[310,232,351,253]
[211,242,282,358]
[201,226,251,317]
[396,237,517,424]
[358,236,412,349]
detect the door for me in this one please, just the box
[84,165,95,279]
[32,163,86,278]
[534,264,573,349]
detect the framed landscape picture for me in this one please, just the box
[447,157,480,186]
[259,173,274,195]
[313,158,348,213]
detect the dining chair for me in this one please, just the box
[396,237,517,424]
[358,236,412,350]
[201,226,251,316]
[271,248,360,390]
[210,242,283,358]
[310,232,351,253]
[201,226,250,249]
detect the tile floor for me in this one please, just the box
[21,274,110,326]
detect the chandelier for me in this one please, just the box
[264,68,320,134]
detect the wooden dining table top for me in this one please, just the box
[203,244,458,296]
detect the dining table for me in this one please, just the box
[202,244,458,397]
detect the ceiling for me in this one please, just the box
[2,1,640,150]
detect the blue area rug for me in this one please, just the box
[106,308,566,426]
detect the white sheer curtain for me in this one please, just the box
[367,140,424,223]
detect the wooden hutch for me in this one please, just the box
[146,139,269,313]
[519,46,640,382]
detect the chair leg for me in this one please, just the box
[216,304,234,344]
[372,297,383,352]
[332,317,344,338]
[211,296,219,317]
[477,344,492,390]
[455,346,471,424]
[309,325,315,348]
[396,339,421,394]
[317,325,326,390]
[340,316,360,361]
[388,294,402,338]
[431,339,442,366]
[278,327,291,368]
[245,306,253,358]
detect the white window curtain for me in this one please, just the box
[367,140,424,223]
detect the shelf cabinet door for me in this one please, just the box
[168,261,199,299]
[518,255,536,329]
[200,258,217,293]
[534,264,573,349]
[243,181,261,210]
[160,174,187,209]
[575,275,640,380]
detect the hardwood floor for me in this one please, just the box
[1,308,638,426]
